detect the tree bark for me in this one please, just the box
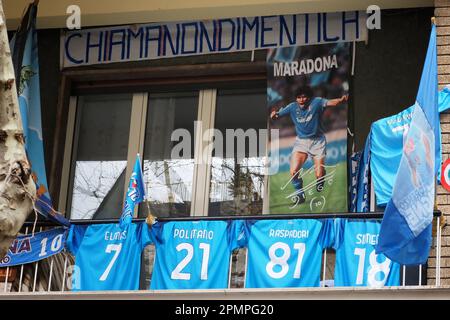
[0,0,35,259]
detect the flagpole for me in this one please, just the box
[145,199,156,225]
[431,15,439,285]
[137,153,156,226]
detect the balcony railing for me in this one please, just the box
[0,211,443,295]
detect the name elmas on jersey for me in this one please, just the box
[273,54,338,77]
[105,230,127,241]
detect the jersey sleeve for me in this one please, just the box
[228,220,245,250]
[315,97,329,111]
[137,222,153,251]
[235,220,257,249]
[277,103,294,117]
[65,224,88,256]
[318,218,335,249]
[149,221,163,245]
[332,218,345,250]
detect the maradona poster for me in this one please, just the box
[267,43,350,214]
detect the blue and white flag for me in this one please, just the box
[0,228,67,267]
[376,24,438,265]
[356,135,371,213]
[119,155,146,229]
[11,4,70,226]
[349,150,361,212]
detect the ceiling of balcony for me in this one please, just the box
[3,0,434,30]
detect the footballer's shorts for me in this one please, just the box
[292,135,326,159]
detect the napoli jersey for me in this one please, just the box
[439,87,450,113]
[238,219,333,288]
[66,222,151,291]
[370,106,415,206]
[277,97,328,138]
[150,220,241,290]
[333,219,400,287]
[371,91,448,206]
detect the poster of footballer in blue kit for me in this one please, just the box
[267,43,351,214]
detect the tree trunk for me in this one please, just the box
[0,0,35,259]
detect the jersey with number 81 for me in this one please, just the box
[238,219,333,288]
[66,222,152,291]
[333,219,400,287]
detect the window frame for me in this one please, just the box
[55,61,266,219]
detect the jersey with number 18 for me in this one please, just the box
[150,220,241,290]
[238,219,333,288]
[66,222,152,291]
[333,219,400,287]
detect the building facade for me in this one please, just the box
[1,0,449,298]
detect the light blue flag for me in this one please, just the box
[11,4,70,226]
[119,155,146,229]
[376,24,438,265]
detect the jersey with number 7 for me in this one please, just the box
[333,219,400,287]
[238,219,334,288]
[66,222,152,291]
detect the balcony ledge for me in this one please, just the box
[0,285,449,300]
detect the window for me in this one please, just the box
[141,92,198,218]
[66,94,132,220]
[208,88,267,216]
[61,86,268,219]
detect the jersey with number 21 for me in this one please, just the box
[150,220,241,289]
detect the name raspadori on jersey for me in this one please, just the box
[269,229,309,239]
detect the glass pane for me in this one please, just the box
[141,92,198,218]
[208,88,267,216]
[68,94,133,219]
